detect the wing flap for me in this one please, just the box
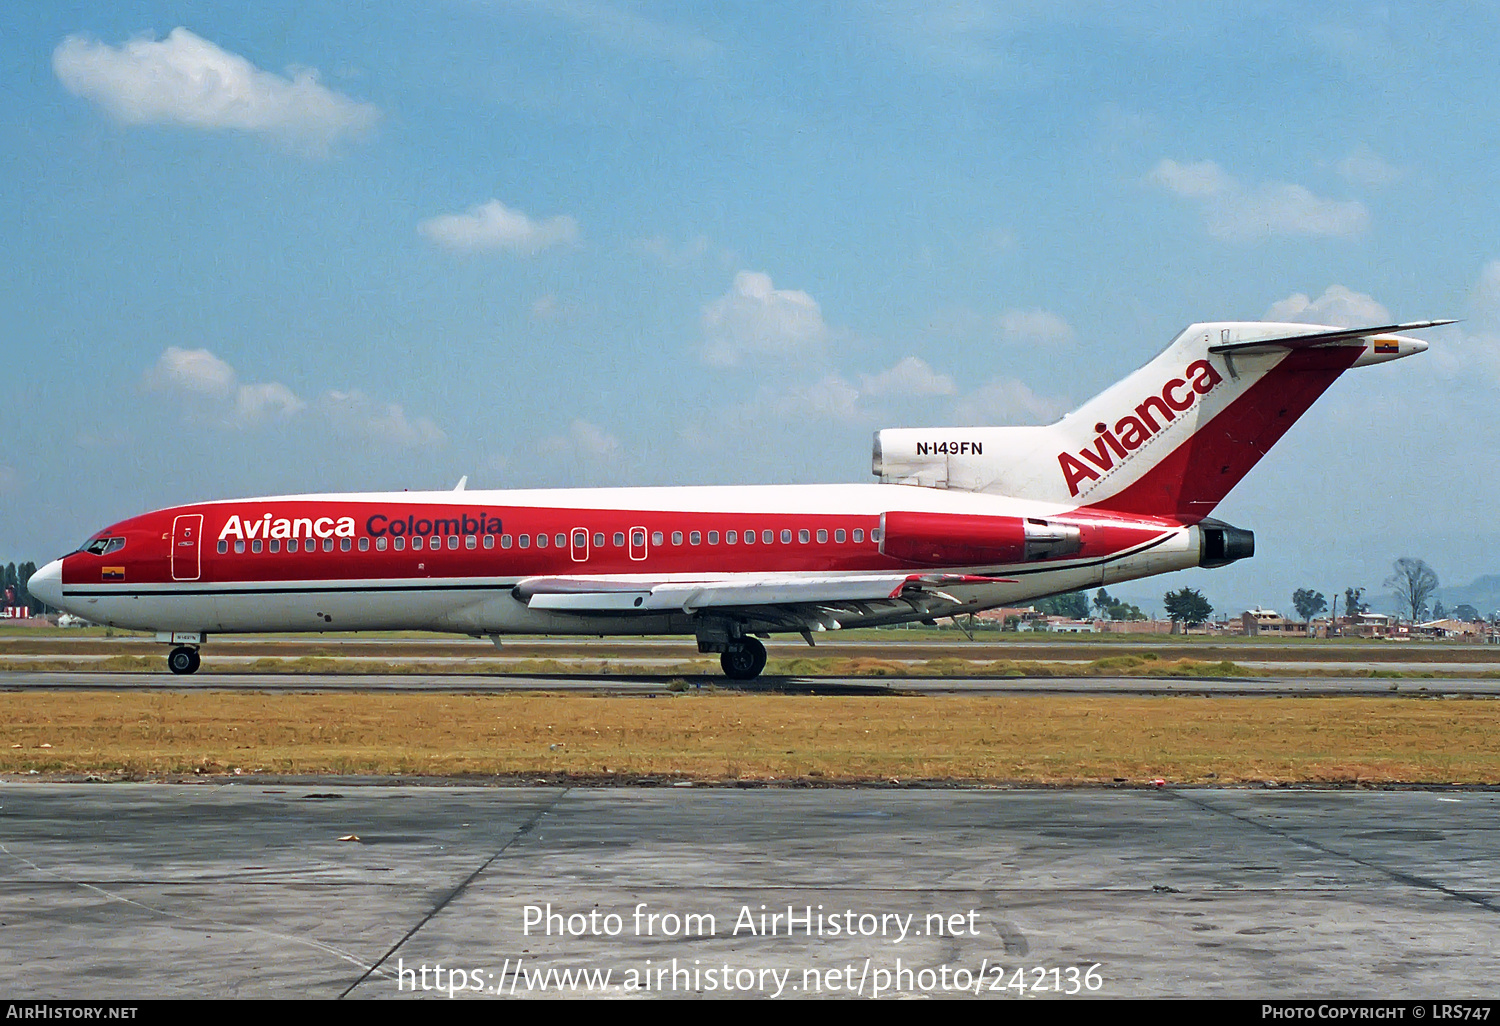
[515,573,1014,614]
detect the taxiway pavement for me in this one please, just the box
[1,783,1497,999]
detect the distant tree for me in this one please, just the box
[1432,599,1448,620]
[1344,587,1367,620]
[1386,558,1439,622]
[1092,587,1145,620]
[1455,604,1481,623]
[1092,589,1114,618]
[1037,591,1090,619]
[1292,588,1327,624]
[1163,588,1213,626]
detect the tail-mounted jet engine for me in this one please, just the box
[1197,518,1255,568]
[879,511,1082,566]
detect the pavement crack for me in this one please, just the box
[339,787,571,998]
[1169,791,1500,914]
[0,841,380,974]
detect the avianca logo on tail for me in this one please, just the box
[1058,359,1224,496]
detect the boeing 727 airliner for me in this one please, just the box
[28,319,1446,678]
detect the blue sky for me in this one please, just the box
[4,2,1499,616]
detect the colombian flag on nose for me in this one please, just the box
[102,567,125,580]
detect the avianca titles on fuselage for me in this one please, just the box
[28,318,1444,679]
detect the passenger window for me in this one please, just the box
[252,539,263,553]
[341,538,351,552]
[501,535,513,549]
[817,529,827,543]
[412,537,424,550]
[394,537,405,551]
[744,530,755,545]
[613,532,625,547]
[555,534,566,548]
[632,529,645,546]
[484,534,495,549]
[270,540,281,553]
[672,531,683,545]
[707,531,719,545]
[853,529,864,543]
[235,540,245,553]
[799,529,809,544]
[532,534,543,548]
[466,535,477,549]
[835,529,846,543]
[447,536,458,550]
[324,538,335,552]
[518,534,529,548]
[593,532,605,548]
[763,530,774,544]
[872,528,883,542]
[287,539,299,553]
[726,530,737,544]
[217,540,228,554]
[652,531,664,546]
[689,531,701,545]
[376,537,387,551]
[430,536,440,549]
[780,530,791,544]
[358,537,368,551]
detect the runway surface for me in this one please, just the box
[1,783,1498,999]
[5,669,1500,696]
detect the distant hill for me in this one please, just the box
[1436,574,1500,618]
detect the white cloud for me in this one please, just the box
[859,356,957,398]
[701,271,829,367]
[144,348,443,446]
[1148,158,1235,199]
[996,308,1074,345]
[419,200,580,255]
[1148,158,1369,242]
[1337,146,1405,189]
[537,419,623,469]
[1454,260,1500,383]
[950,376,1067,425]
[143,346,237,400]
[318,390,445,447]
[144,347,304,426]
[1264,285,1391,327]
[53,28,378,149]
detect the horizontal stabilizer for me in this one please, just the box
[1207,320,1455,355]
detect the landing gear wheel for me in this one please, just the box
[720,637,767,680]
[167,646,201,675]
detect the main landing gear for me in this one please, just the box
[167,646,201,675]
[719,637,767,681]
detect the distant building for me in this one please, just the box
[1241,607,1309,637]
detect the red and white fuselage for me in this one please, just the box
[29,319,1442,677]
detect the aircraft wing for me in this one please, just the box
[511,572,1013,632]
[1206,320,1455,355]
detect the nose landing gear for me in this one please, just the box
[167,646,201,675]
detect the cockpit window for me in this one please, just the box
[82,536,126,556]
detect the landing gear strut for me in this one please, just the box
[720,637,767,680]
[167,646,201,675]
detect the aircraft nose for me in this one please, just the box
[29,558,63,611]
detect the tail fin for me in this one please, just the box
[873,320,1444,520]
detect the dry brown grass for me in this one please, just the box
[2,691,1497,784]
